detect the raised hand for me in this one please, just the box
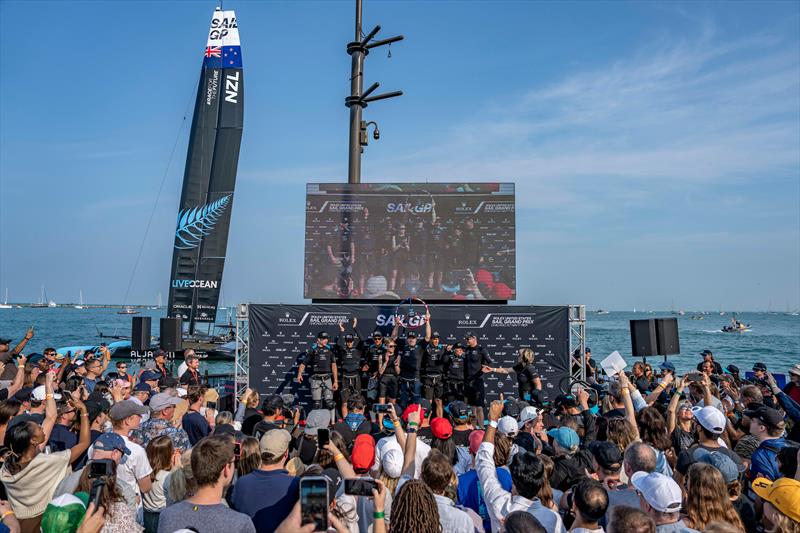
[352,317,358,328]
[407,404,421,426]
[24,327,34,340]
[617,370,630,389]
[489,399,504,421]
[338,322,345,332]
[386,403,399,422]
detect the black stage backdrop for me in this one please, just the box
[248,304,569,409]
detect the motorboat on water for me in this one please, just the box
[722,317,750,333]
[117,307,139,315]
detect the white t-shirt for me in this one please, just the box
[89,434,152,498]
[142,469,170,512]
[177,361,188,378]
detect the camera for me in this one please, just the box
[88,459,115,479]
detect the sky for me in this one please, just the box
[0,0,798,311]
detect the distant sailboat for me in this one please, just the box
[117,306,139,315]
[74,290,85,309]
[0,288,11,309]
[31,285,49,308]
[150,292,163,310]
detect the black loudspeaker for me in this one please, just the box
[630,319,657,357]
[655,318,680,355]
[160,318,183,351]
[131,317,151,352]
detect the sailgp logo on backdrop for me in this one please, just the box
[174,195,231,249]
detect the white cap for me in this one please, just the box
[382,447,403,478]
[692,405,726,434]
[31,386,61,402]
[176,388,188,398]
[517,406,539,430]
[789,364,800,377]
[630,471,683,513]
[498,416,519,437]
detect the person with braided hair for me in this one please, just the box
[388,479,440,533]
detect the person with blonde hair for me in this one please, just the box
[752,476,800,533]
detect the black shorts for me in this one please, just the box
[340,374,362,404]
[423,374,445,400]
[445,380,466,403]
[379,374,399,399]
[465,378,486,407]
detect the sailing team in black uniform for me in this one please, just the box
[295,314,543,423]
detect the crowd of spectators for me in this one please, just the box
[0,329,798,533]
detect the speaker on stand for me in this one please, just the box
[131,317,151,352]
[160,318,183,352]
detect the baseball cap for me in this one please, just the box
[517,406,540,430]
[41,493,88,533]
[154,349,166,358]
[402,404,425,423]
[497,416,518,438]
[372,330,383,338]
[502,400,521,419]
[344,334,354,341]
[464,331,476,339]
[28,353,45,365]
[304,409,331,435]
[381,447,403,478]
[691,405,726,434]
[693,448,742,482]
[447,400,470,420]
[469,430,485,455]
[554,394,577,410]
[547,427,579,451]
[744,405,785,428]
[93,432,131,463]
[31,385,62,402]
[351,434,376,473]
[789,363,800,377]
[631,471,683,513]
[751,477,800,523]
[13,386,33,402]
[140,371,160,382]
[260,429,291,457]
[493,283,513,300]
[589,441,623,471]
[133,383,151,393]
[431,417,453,439]
[585,347,591,354]
[405,331,417,339]
[452,342,464,350]
[431,331,440,339]
[0,338,11,345]
[660,361,676,373]
[149,392,182,412]
[72,359,85,368]
[724,364,740,374]
[753,362,767,371]
[700,349,713,356]
[317,331,329,340]
[108,400,149,421]
[84,400,109,423]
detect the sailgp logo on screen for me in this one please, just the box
[174,195,231,249]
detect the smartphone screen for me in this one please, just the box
[345,477,377,497]
[233,442,242,458]
[300,476,329,531]
[317,428,330,448]
[373,404,389,413]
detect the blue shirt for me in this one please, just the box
[749,437,786,481]
[48,423,78,453]
[230,469,299,533]
[458,466,512,533]
[181,411,210,445]
[83,377,98,393]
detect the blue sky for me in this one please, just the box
[0,0,798,311]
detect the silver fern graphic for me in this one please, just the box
[174,195,231,250]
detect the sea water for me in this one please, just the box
[0,308,797,376]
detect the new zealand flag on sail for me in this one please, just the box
[222,46,242,68]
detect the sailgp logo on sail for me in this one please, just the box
[174,195,231,250]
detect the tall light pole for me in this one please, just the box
[345,0,403,184]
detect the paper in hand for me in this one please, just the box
[600,350,627,376]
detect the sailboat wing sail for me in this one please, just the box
[168,9,243,331]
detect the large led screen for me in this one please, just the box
[304,183,516,301]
